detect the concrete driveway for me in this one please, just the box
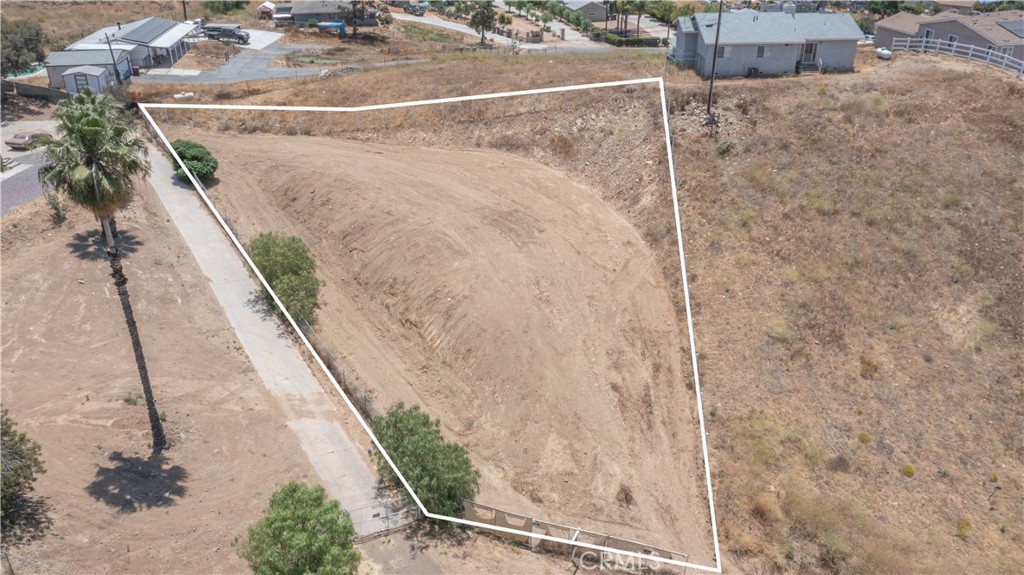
[237,29,284,50]
[134,42,325,84]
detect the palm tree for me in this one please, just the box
[38,89,149,257]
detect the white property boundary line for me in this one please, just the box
[139,77,722,573]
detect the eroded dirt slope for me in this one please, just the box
[167,130,711,560]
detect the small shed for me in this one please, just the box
[62,65,110,95]
[257,1,277,19]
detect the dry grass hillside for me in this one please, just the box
[150,49,1022,574]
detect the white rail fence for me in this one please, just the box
[892,37,1024,77]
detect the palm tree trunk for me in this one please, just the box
[90,162,117,256]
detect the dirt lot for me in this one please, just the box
[156,128,713,562]
[0,184,318,574]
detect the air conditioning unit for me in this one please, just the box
[747,67,760,78]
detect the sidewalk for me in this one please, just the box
[146,147,392,536]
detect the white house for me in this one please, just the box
[70,17,197,69]
[673,9,863,77]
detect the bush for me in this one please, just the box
[171,139,219,182]
[371,403,480,518]
[1,410,46,525]
[716,138,737,156]
[236,482,359,575]
[248,233,321,324]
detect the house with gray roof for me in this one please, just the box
[562,1,607,22]
[673,10,864,78]
[44,49,131,91]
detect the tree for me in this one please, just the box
[1,410,46,526]
[667,4,695,39]
[236,482,360,575]
[541,10,553,28]
[866,1,920,16]
[171,139,218,182]
[38,89,150,256]
[371,403,480,518]
[0,19,46,76]
[248,233,321,324]
[469,1,497,42]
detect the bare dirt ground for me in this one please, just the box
[157,127,713,562]
[0,155,579,575]
[151,49,1023,574]
[1,185,318,574]
[174,40,241,71]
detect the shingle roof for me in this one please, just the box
[874,12,930,35]
[120,17,177,44]
[45,49,127,67]
[929,10,1024,46]
[688,12,861,45]
[564,1,602,10]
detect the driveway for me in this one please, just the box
[1,119,57,217]
[135,42,326,84]
[237,29,284,50]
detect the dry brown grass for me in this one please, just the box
[144,51,1023,574]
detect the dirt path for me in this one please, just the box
[160,129,714,563]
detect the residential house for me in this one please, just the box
[69,17,197,69]
[289,0,352,25]
[673,10,863,77]
[62,66,111,95]
[44,49,132,90]
[874,11,930,48]
[919,10,1024,59]
[931,0,977,14]
[562,1,607,22]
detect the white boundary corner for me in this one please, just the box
[139,77,722,573]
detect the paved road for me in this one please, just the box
[1,120,57,217]
[146,147,398,537]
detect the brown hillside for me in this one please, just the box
[153,50,1022,574]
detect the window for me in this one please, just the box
[716,45,732,58]
[948,34,959,43]
[924,28,935,39]
[757,45,771,58]
[988,44,996,51]
[1000,46,1013,55]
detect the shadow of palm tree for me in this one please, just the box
[85,451,187,512]
[67,229,143,261]
[109,256,166,453]
[0,495,54,545]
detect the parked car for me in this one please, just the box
[5,132,45,150]
[403,4,426,15]
[203,24,250,44]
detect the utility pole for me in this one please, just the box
[182,0,188,22]
[104,33,123,86]
[706,0,724,117]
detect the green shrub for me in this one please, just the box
[1,410,46,519]
[236,482,359,575]
[716,138,736,156]
[248,233,321,324]
[171,139,219,182]
[371,403,480,518]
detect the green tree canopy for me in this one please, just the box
[171,139,219,182]
[1,19,46,76]
[38,89,150,255]
[248,232,321,324]
[236,482,360,575]
[1,410,46,526]
[371,403,480,518]
[469,0,497,42]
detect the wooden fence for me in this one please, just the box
[891,37,1024,77]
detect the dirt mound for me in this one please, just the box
[177,131,709,558]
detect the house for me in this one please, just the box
[289,0,352,26]
[562,1,607,22]
[673,10,863,77]
[69,17,197,69]
[257,1,277,19]
[874,11,930,48]
[44,49,132,90]
[918,10,1024,59]
[932,0,976,14]
[62,66,111,95]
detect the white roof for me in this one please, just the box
[63,65,106,76]
[149,22,197,48]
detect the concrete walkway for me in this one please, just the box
[146,147,394,537]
